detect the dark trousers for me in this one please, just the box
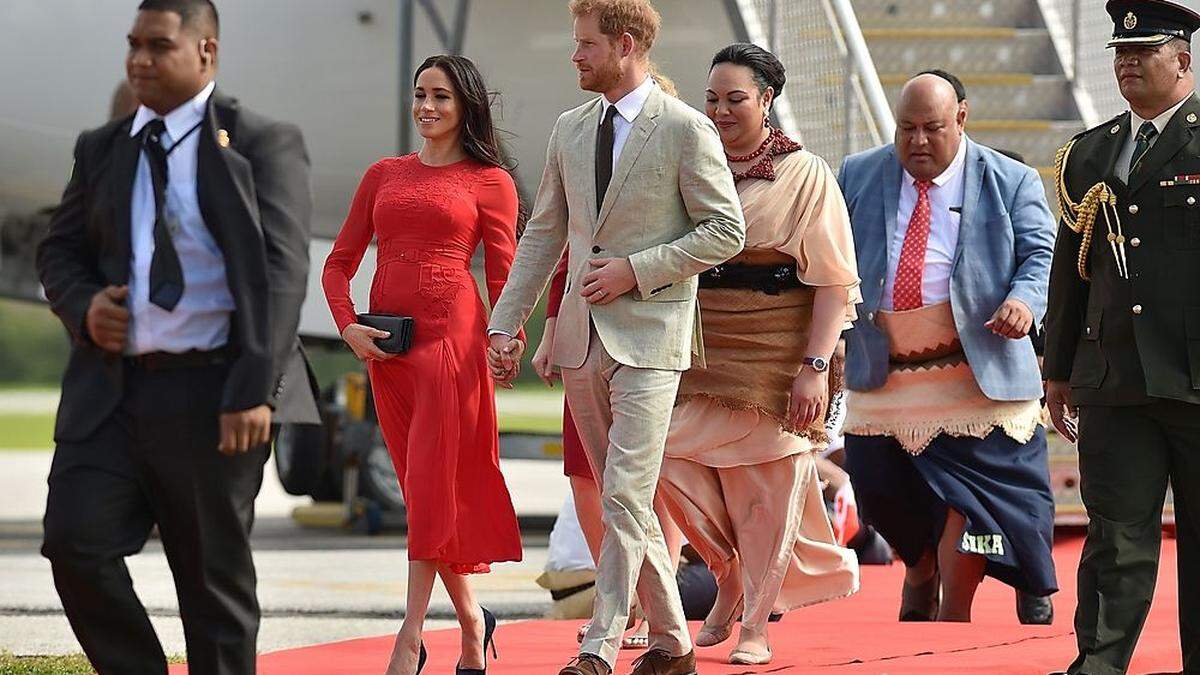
[41,363,268,675]
[1070,400,1200,675]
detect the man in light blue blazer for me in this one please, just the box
[836,73,1058,625]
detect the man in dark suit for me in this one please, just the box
[1046,1,1200,672]
[35,1,318,672]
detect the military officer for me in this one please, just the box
[1045,1,1200,673]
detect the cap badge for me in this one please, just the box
[1124,11,1138,30]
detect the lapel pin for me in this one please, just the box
[1110,125,1121,134]
[1189,113,1198,124]
[217,129,231,148]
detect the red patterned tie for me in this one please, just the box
[893,180,934,311]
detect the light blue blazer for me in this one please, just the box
[837,138,1055,402]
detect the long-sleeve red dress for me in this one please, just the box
[322,155,523,573]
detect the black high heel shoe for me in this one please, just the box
[418,641,427,674]
[455,606,498,674]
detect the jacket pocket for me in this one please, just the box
[1070,308,1107,388]
[1184,307,1200,389]
[642,277,696,302]
[1164,188,1200,250]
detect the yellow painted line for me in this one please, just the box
[863,27,1016,40]
[968,119,1056,131]
[291,502,345,528]
[878,73,1035,86]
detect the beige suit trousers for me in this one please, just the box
[561,328,691,667]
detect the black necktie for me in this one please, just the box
[1129,120,1158,175]
[595,105,619,211]
[142,119,185,311]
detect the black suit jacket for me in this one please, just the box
[1045,93,1200,406]
[37,89,321,443]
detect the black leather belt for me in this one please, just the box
[126,347,231,371]
[698,263,803,295]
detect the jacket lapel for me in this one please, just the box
[882,147,901,258]
[197,90,259,250]
[595,88,662,233]
[953,139,985,271]
[580,100,601,227]
[106,119,140,284]
[1093,111,1130,184]
[1129,94,1200,192]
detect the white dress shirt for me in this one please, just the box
[1115,94,1190,184]
[882,136,969,311]
[598,75,656,174]
[127,81,235,355]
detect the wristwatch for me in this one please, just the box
[803,356,829,373]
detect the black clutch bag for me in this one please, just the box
[356,313,415,354]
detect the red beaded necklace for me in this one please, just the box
[727,126,803,182]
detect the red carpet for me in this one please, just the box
[172,536,1183,674]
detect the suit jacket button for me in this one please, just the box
[592,246,602,254]
[1131,237,1141,247]
[1132,304,1143,315]
[1128,204,1139,214]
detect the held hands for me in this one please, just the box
[788,367,829,430]
[341,323,396,362]
[531,319,560,387]
[487,334,525,389]
[985,298,1034,339]
[218,405,272,455]
[86,285,130,353]
[581,258,637,305]
[1045,380,1078,443]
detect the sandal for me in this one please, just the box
[576,610,638,645]
[620,620,649,650]
[696,597,743,648]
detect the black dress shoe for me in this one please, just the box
[1016,591,1054,625]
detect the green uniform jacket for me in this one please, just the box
[1044,93,1200,406]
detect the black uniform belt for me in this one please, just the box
[126,346,231,371]
[698,263,803,295]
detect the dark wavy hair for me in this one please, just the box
[710,43,786,97]
[414,55,508,168]
[415,55,528,232]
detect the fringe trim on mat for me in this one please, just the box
[846,414,1042,456]
[675,391,830,446]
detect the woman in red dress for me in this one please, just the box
[322,55,523,675]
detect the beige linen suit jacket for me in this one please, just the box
[489,85,745,371]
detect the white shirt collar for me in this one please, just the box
[600,76,655,124]
[1131,94,1191,135]
[130,81,216,140]
[903,134,969,188]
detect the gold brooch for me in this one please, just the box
[1124,12,1138,30]
[217,129,231,148]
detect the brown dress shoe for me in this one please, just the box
[559,653,611,675]
[630,649,697,675]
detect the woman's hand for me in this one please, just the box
[341,323,395,362]
[532,318,560,387]
[788,367,829,430]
